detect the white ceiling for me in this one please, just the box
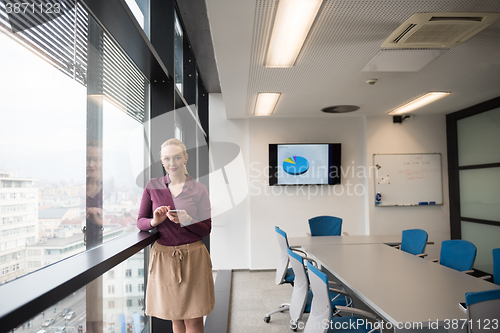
[205,0,500,119]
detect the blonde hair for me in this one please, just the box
[161,138,188,175]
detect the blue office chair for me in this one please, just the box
[479,248,500,283]
[400,229,428,257]
[287,248,351,330]
[304,260,381,333]
[465,289,500,333]
[264,226,308,323]
[308,216,343,236]
[493,248,500,285]
[433,240,476,273]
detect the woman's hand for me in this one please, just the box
[167,208,192,226]
[151,206,169,227]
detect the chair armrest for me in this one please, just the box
[291,248,307,256]
[334,306,377,320]
[416,253,428,258]
[461,270,474,274]
[329,288,350,297]
[478,275,492,280]
[303,257,318,267]
[328,281,342,287]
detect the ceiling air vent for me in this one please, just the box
[381,13,500,48]
[321,105,360,113]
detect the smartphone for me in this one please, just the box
[169,210,179,213]
[459,302,467,311]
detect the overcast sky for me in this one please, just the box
[0,31,144,189]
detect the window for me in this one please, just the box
[175,122,183,141]
[0,0,147,284]
[138,268,144,276]
[138,299,144,307]
[125,269,132,277]
[138,283,144,292]
[108,270,115,278]
[123,0,150,39]
[108,301,115,309]
[126,284,132,293]
[108,285,115,294]
[174,10,184,93]
[126,299,132,307]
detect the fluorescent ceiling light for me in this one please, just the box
[388,92,451,114]
[265,0,323,67]
[254,93,280,116]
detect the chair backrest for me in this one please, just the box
[304,260,330,333]
[465,289,500,333]
[400,229,428,255]
[493,248,500,285]
[275,226,291,285]
[287,248,309,323]
[440,240,476,272]
[308,216,342,236]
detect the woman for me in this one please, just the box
[137,138,214,333]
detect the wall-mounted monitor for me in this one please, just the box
[269,143,341,185]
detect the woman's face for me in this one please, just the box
[161,145,188,177]
[86,146,102,179]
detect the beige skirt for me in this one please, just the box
[146,241,215,320]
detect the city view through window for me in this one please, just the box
[1,13,147,332]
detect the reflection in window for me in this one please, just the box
[174,10,184,93]
[102,101,145,241]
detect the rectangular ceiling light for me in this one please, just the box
[388,92,451,114]
[265,0,323,67]
[254,93,280,116]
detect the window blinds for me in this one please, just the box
[0,0,146,122]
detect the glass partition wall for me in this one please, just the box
[447,98,500,275]
[0,0,210,332]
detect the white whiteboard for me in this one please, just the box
[373,154,443,207]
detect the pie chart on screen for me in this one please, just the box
[283,156,309,175]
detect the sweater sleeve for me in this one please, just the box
[183,185,211,237]
[137,183,154,231]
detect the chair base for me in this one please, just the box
[263,303,290,323]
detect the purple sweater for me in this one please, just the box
[137,174,212,246]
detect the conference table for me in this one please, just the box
[288,235,404,247]
[288,236,499,333]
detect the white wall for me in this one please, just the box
[366,115,450,258]
[208,94,251,269]
[247,117,368,269]
[209,93,449,269]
